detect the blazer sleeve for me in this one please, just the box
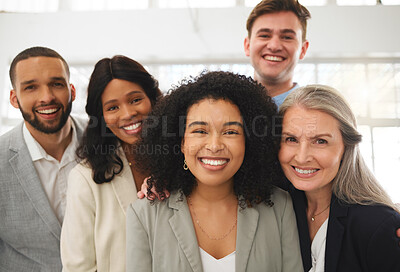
[126,203,152,272]
[280,192,304,272]
[60,165,97,272]
[366,211,400,271]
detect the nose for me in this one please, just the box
[266,35,282,52]
[206,133,224,153]
[294,142,313,164]
[121,104,137,120]
[39,86,56,103]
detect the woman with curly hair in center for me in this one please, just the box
[126,71,302,272]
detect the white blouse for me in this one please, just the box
[309,218,329,272]
[199,247,236,272]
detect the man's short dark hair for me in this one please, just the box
[9,46,70,88]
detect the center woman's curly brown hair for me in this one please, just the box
[135,71,283,208]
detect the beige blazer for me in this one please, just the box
[127,187,303,272]
[61,150,137,272]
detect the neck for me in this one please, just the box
[305,185,333,214]
[255,74,294,98]
[25,118,73,162]
[190,181,236,206]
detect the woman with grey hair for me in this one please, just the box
[278,84,400,272]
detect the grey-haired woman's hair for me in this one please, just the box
[279,84,398,212]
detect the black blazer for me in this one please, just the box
[289,187,400,272]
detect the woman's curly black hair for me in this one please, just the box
[136,71,284,208]
[77,55,162,184]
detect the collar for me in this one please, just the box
[272,82,299,107]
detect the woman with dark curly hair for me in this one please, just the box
[60,55,162,272]
[126,71,302,271]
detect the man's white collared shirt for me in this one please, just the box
[23,122,79,223]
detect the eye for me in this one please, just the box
[315,139,328,145]
[192,129,207,134]
[53,82,65,88]
[259,34,271,39]
[284,136,297,143]
[224,130,239,135]
[107,106,118,111]
[24,85,36,91]
[130,98,143,104]
[282,35,294,40]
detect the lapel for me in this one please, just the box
[168,192,203,272]
[289,187,312,271]
[111,151,137,214]
[235,203,259,272]
[325,195,348,272]
[8,123,61,239]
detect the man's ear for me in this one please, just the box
[10,89,19,109]
[70,83,76,102]
[244,36,251,57]
[299,40,309,60]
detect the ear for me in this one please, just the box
[244,36,251,57]
[299,40,309,60]
[70,83,76,102]
[180,138,185,154]
[10,89,19,109]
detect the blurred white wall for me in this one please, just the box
[0,5,399,72]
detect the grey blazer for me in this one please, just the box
[126,187,303,272]
[0,117,86,272]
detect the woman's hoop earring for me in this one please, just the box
[183,160,189,170]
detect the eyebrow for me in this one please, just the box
[188,121,243,128]
[103,90,143,107]
[256,28,297,35]
[281,132,333,138]
[20,77,67,86]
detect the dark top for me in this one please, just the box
[289,187,400,272]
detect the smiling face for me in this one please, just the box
[101,79,152,145]
[278,106,345,196]
[244,11,309,92]
[181,99,245,188]
[10,56,75,134]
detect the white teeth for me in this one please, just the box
[123,122,141,130]
[295,167,317,174]
[264,55,283,62]
[201,159,228,166]
[37,108,58,114]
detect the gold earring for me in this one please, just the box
[183,160,188,170]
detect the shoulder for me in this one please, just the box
[252,186,294,221]
[270,186,292,213]
[67,162,96,193]
[129,191,182,224]
[71,116,88,139]
[343,203,400,233]
[69,161,92,179]
[71,115,88,129]
[0,123,23,149]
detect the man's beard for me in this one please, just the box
[17,99,72,134]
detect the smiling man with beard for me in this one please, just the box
[0,46,86,271]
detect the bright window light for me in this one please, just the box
[159,0,236,8]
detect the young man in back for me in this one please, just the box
[244,0,310,106]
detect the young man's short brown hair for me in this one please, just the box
[246,0,311,41]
